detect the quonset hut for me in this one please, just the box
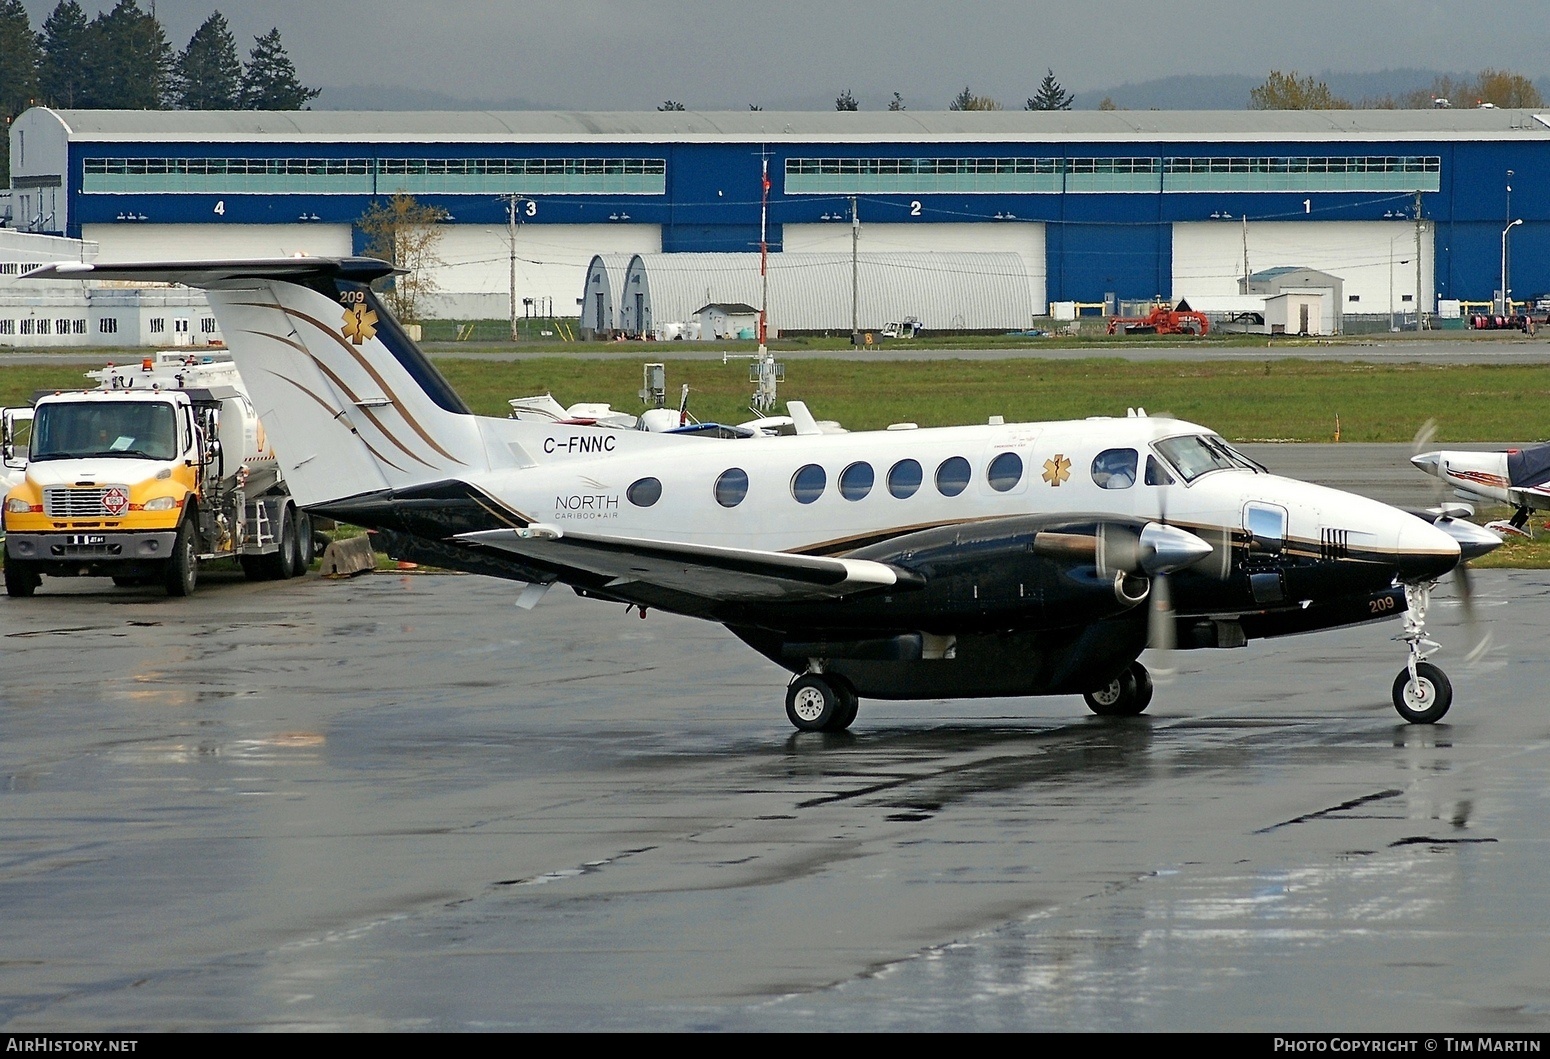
[7,107,1550,322]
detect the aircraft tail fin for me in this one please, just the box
[24,258,487,508]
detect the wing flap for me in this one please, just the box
[459,526,920,603]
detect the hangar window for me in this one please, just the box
[839,462,874,501]
[715,468,749,508]
[935,456,971,497]
[887,459,922,499]
[627,477,662,507]
[986,451,1023,492]
[791,464,827,504]
[1091,449,1138,489]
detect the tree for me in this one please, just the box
[748,103,762,111]
[949,86,1002,111]
[1098,96,1118,111]
[238,27,317,109]
[357,194,449,325]
[37,1,89,108]
[174,11,241,110]
[1025,69,1073,111]
[835,89,857,111]
[887,91,905,111]
[82,0,175,109]
[657,100,685,111]
[1471,68,1543,108]
[1249,71,1349,110]
[0,0,40,181]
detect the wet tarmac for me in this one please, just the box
[2,557,1549,1031]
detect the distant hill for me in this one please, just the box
[315,84,544,111]
[1078,69,1550,110]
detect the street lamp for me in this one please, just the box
[1502,218,1523,315]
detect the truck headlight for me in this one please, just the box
[143,495,179,511]
[4,496,33,513]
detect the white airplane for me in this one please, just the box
[1411,441,1550,537]
[19,259,1503,729]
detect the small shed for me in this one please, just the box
[1263,290,1329,336]
[1240,266,1343,334]
[694,302,759,340]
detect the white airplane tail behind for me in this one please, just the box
[25,259,488,507]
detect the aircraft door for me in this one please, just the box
[1243,502,1289,603]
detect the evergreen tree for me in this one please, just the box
[82,0,174,109]
[887,91,906,111]
[175,11,241,110]
[1026,69,1074,111]
[238,27,318,110]
[835,89,857,111]
[38,1,89,108]
[657,100,685,111]
[949,86,1001,111]
[0,0,41,181]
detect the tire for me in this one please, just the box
[829,677,860,732]
[1084,668,1142,717]
[163,518,198,597]
[786,674,840,732]
[293,508,314,570]
[4,557,39,598]
[1392,662,1452,724]
[1130,662,1154,711]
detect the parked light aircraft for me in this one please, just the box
[19,259,1503,729]
[1412,440,1550,537]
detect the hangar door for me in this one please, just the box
[84,223,353,262]
[1172,221,1434,314]
[783,222,1047,314]
[431,223,660,320]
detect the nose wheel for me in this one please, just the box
[1083,661,1153,717]
[785,673,860,732]
[1393,581,1452,723]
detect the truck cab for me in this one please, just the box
[2,353,307,597]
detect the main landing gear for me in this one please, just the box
[785,672,860,733]
[1392,581,1453,724]
[1082,660,1154,717]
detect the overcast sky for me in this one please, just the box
[19,1,1550,110]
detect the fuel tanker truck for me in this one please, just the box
[2,351,311,597]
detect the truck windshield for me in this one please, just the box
[30,401,179,462]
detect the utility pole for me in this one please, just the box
[1414,191,1425,329]
[850,195,860,343]
[1241,214,1250,286]
[758,152,770,349]
[501,194,522,341]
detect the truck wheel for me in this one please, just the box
[292,508,313,572]
[264,505,300,580]
[163,519,198,597]
[4,558,40,598]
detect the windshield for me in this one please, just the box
[30,401,179,462]
[1152,433,1261,483]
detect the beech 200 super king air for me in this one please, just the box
[16,259,1502,730]
[1412,441,1550,537]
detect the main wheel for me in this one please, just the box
[163,519,198,597]
[1129,661,1154,711]
[293,509,314,570]
[786,674,841,732]
[830,677,860,732]
[4,558,39,598]
[1083,668,1143,717]
[1392,661,1452,724]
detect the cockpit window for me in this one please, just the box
[1145,454,1176,486]
[1091,448,1137,489]
[1152,434,1259,483]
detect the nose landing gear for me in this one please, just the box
[785,672,860,732]
[1393,581,1453,723]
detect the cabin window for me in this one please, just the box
[986,451,1023,492]
[887,459,922,499]
[791,463,827,504]
[1091,448,1138,489]
[935,456,971,497]
[839,461,874,501]
[1145,454,1176,486]
[627,477,662,507]
[715,467,749,508]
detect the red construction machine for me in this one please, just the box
[1106,300,1210,336]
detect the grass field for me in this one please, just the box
[5,353,1550,442]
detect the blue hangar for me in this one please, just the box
[5,106,1547,323]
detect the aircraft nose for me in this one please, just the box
[1391,513,1463,582]
[1410,451,1441,477]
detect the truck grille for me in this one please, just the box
[43,486,129,519]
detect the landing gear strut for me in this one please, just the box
[1393,581,1453,724]
[785,672,859,733]
[1083,661,1153,717]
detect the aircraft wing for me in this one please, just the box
[457,525,923,607]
